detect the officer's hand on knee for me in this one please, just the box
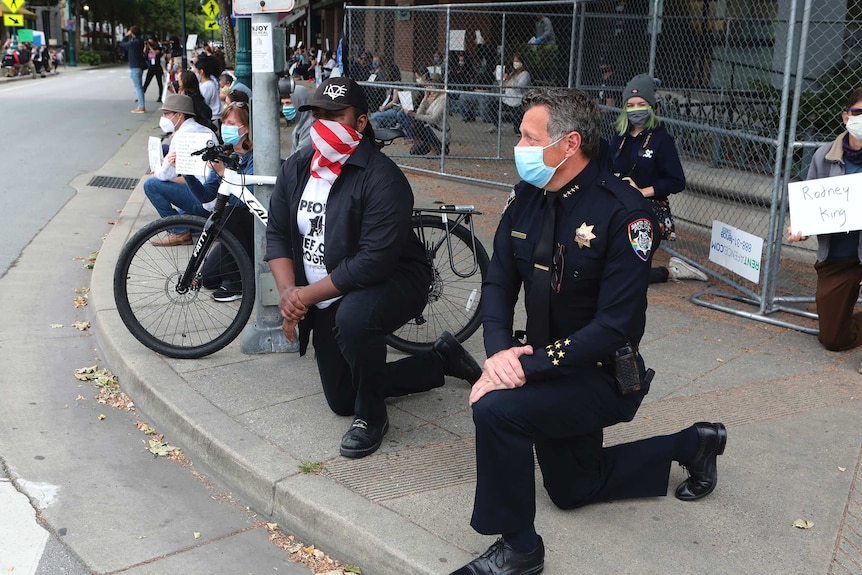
[482,346,532,389]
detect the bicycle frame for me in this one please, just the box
[414,205,482,278]
[177,166,276,293]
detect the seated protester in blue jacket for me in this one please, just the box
[265,78,483,459]
[186,101,255,302]
[607,74,707,283]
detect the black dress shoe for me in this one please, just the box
[449,537,544,575]
[339,417,389,459]
[675,422,727,501]
[433,331,482,384]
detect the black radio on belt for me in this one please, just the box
[613,344,653,395]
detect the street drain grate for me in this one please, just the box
[87,176,140,190]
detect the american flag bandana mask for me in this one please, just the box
[309,119,362,185]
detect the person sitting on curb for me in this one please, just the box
[143,94,218,247]
[185,101,255,302]
[396,72,448,156]
[265,77,482,459]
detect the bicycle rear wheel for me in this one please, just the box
[113,214,255,359]
[385,214,489,354]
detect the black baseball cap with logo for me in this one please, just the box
[299,77,369,114]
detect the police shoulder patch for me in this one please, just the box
[628,218,653,261]
[502,189,516,215]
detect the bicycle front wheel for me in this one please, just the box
[386,214,489,354]
[113,214,255,359]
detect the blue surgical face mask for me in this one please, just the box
[221,125,243,146]
[282,105,297,121]
[513,136,567,189]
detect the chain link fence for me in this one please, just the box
[344,0,862,334]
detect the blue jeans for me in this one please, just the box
[370,108,400,129]
[394,111,440,148]
[130,67,145,109]
[143,177,210,234]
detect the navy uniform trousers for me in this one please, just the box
[308,267,446,425]
[470,364,677,535]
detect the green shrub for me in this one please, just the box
[78,51,101,66]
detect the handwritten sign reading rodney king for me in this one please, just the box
[787,172,862,236]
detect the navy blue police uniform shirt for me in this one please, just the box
[482,160,660,382]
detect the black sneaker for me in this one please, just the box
[339,417,389,459]
[433,331,483,384]
[211,287,242,302]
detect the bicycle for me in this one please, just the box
[384,204,489,354]
[114,134,489,359]
[113,143,273,359]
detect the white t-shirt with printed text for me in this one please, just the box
[297,177,342,309]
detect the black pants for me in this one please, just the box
[200,206,255,292]
[309,268,444,424]
[469,365,676,536]
[143,64,163,98]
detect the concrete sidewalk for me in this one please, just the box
[90,115,862,575]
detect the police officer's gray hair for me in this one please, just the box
[521,87,600,160]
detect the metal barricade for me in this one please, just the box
[343,0,862,335]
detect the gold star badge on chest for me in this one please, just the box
[575,222,596,248]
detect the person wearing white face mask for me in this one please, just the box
[481,54,531,135]
[143,93,219,247]
[448,87,727,575]
[788,87,862,364]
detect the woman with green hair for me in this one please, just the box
[607,73,707,283]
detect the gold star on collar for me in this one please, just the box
[575,222,596,248]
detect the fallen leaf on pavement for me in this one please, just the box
[193,532,201,539]
[73,296,88,308]
[792,519,814,529]
[98,414,106,420]
[50,324,63,328]
[147,439,180,457]
[73,321,91,331]
[838,467,846,472]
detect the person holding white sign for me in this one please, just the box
[608,74,707,284]
[787,87,862,358]
[143,94,218,247]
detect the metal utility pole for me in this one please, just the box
[240,11,296,354]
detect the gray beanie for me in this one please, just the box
[622,74,656,107]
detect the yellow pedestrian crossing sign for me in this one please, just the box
[204,19,220,31]
[2,0,23,13]
[202,0,219,18]
[4,13,24,26]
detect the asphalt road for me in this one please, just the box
[0,67,310,575]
